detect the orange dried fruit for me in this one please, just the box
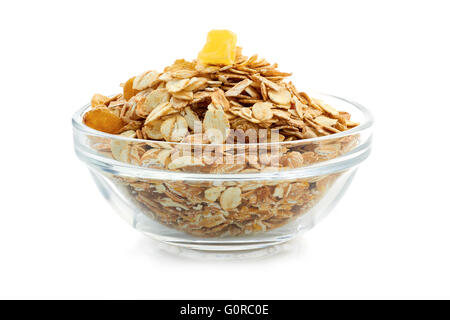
[198,30,237,66]
[123,76,139,100]
[83,107,124,134]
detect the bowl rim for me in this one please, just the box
[72,92,374,147]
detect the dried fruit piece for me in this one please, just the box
[198,30,237,65]
[83,107,124,134]
[123,77,139,100]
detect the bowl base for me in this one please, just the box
[141,231,299,251]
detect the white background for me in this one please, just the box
[1,0,449,299]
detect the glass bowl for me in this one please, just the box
[72,92,373,251]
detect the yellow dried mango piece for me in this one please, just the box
[83,107,124,134]
[123,76,139,100]
[198,30,237,66]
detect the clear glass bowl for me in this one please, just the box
[72,92,373,251]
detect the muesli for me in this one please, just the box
[83,30,359,237]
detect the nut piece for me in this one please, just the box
[219,187,242,210]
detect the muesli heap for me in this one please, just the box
[83,30,359,237]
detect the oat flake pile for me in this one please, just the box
[81,30,360,237]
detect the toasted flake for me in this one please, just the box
[272,109,291,120]
[142,119,163,140]
[171,90,194,101]
[314,115,338,127]
[192,91,211,103]
[219,187,241,210]
[203,109,230,143]
[171,69,199,79]
[111,130,136,161]
[204,187,225,202]
[133,71,160,90]
[184,77,208,91]
[346,120,359,128]
[252,74,281,91]
[183,107,202,131]
[268,88,291,105]
[167,156,204,170]
[160,115,188,142]
[144,102,176,125]
[211,89,230,111]
[315,99,340,117]
[252,102,273,122]
[166,79,190,93]
[136,88,170,117]
[170,96,189,109]
[225,79,253,97]
[280,151,303,168]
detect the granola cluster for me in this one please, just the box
[83,31,359,237]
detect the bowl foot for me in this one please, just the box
[141,232,299,251]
